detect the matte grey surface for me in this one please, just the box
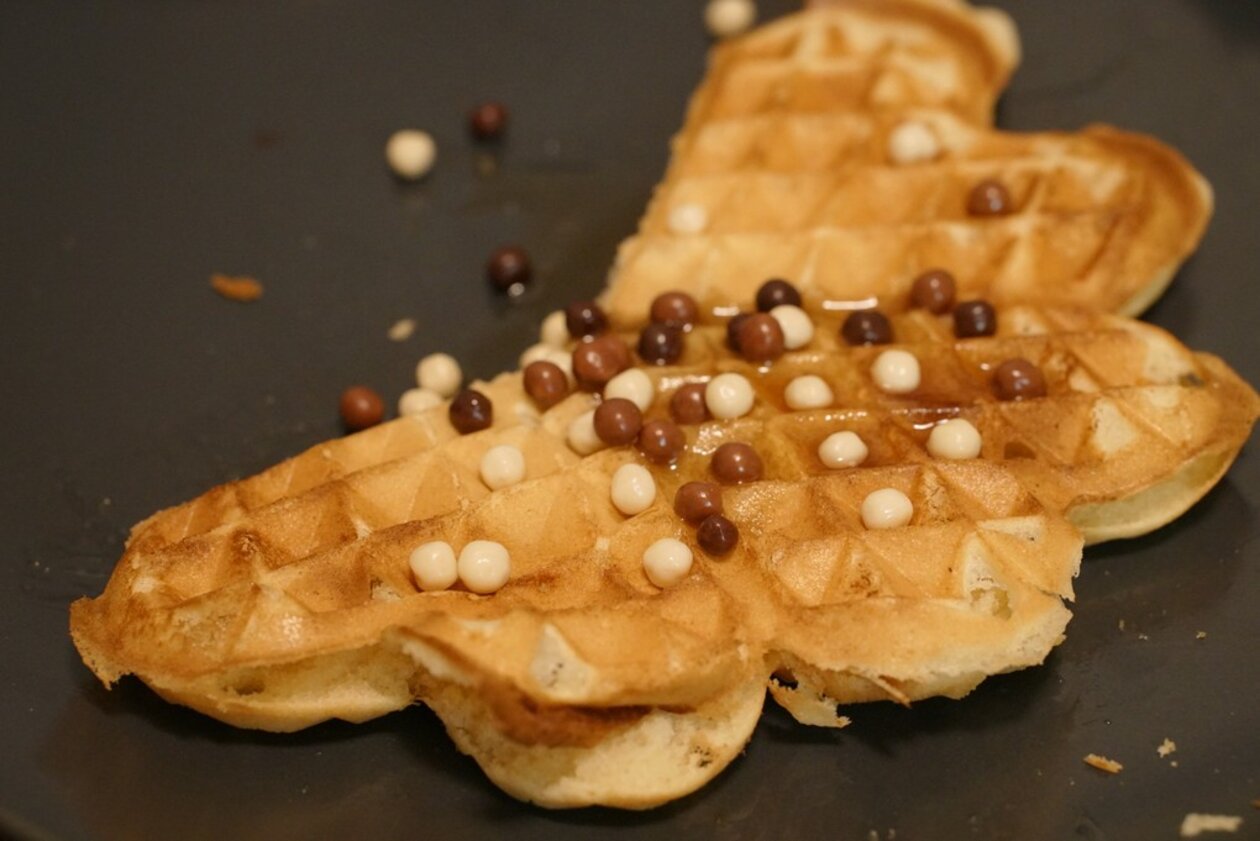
[1,1,1257,839]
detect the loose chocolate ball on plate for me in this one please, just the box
[339,386,384,432]
[486,245,531,293]
[469,101,508,140]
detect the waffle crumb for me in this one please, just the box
[210,273,263,302]
[1158,738,1177,758]
[1195,630,1208,640]
[1179,813,1242,837]
[387,318,416,341]
[1084,753,1123,774]
[1119,618,1126,631]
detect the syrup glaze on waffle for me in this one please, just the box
[112,306,1256,561]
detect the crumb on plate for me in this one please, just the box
[211,273,263,302]
[388,318,416,341]
[1084,753,1123,774]
[1158,738,1177,758]
[1179,813,1242,837]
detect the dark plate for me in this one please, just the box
[2,2,1258,839]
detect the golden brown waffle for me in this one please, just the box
[116,308,1257,556]
[608,122,1210,323]
[602,2,1209,323]
[683,0,1020,131]
[69,0,1251,811]
[71,306,1258,807]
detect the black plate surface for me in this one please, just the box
[2,2,1258,839]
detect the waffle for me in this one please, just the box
[608,122,1210,324]
[677,0,1020,131]
[600,1,1210,323]
[71,306,1259,807]
[69,0,1252,811]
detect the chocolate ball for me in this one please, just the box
[564,300,608,339]
[736,313,785,363]
[967,179,1013,216]
[593,398,642,446]
[841,310,893,346]
[710,442,763,484]
[954,300,998,338]
[993,357,1047,401]
[638,323,684,365]
[697,514,739,556]
[650,291,699,327]
[755,278,802,312]
[339,386,384,432]
[469,102,508,140]
[670,383,711,425]
[674,481,723,524]
[637,419,686,465]
[910,269,957,314]
[449,389,493,434]
[486,245,531,292]
[523,360,568,410]
[726,312,751,352]
[572,335,630,391]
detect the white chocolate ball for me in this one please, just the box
[610,463,656,516]
[519,342,550,368]
[871,349,921,394]
[416,352,462,398]
[818,431,869,469]
[604,368,655,413]
[642,537,694,589]
[540,310,569,348]
[398,387,443,417]
[544,348,575,383]
[769,304,814,350]
[784,375,833,410]
[705,0,756,38]
[668,203,709,234]
[385,129,437,180]
[887,120,941,165]
[479,444,526,490]
[926,418,983,460]
[705,372,755,419]
[567,409,605,455]
[861,488,914,530]
[457,540,511,594]
[409,541,457,591]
